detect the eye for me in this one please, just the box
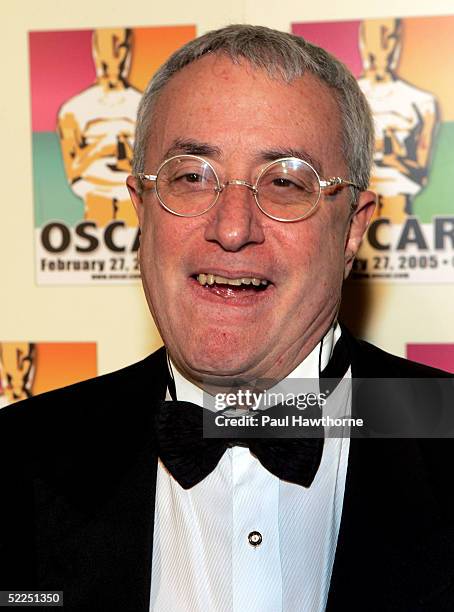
[164,167,217,195]
[157,156,218,200]
[184,173,204,183]
[272,177,296,188]
[263,172,314,193]
[170,171,208,185]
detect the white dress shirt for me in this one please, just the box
[150,325,351,612]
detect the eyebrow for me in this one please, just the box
[256,148,323,175]
[163,138,222,160]
[161,140,323,175]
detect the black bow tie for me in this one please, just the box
[155,330,350,489]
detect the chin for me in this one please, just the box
[177,341,263,384]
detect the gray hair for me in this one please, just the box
[133,24,374,194]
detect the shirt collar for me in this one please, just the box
[167,323,341,406]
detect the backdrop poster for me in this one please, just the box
[0,342,97,407]
[30,25,196,285]
[407,343,454,373]
[293,16,454,282]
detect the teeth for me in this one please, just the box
[197,273,269,287]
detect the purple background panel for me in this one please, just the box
[29,30,95,132]
[292,21,362,77]
[407,344,454,374]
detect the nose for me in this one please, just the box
[204,182,265,251]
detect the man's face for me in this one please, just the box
[128,54,374,385]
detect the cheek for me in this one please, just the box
[283,219,346,303]
[281,217,344,275]
[319,204,351,260]
[138,216,174,306]
[140,207,181,267]
[322,231,347,284]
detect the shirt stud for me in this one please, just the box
[248,531,263,547]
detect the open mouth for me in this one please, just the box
[190,273,272,299]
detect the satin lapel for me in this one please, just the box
[326,330,453,611]
[326,331,391,610]
[33,348,169,612]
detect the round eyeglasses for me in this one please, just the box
[137,154,360,222]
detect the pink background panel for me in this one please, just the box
[407,344,454,374]
[292,21,362,78]
[29,30,95,132]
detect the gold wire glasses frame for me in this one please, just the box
[136,154,360,223]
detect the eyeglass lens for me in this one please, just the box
[156,156,321,220]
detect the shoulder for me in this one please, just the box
[0,346,167,421]
[342,326,454,442]
[0,347,168,476]
[341,325,451,378]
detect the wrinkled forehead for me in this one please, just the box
[147,53,344,172]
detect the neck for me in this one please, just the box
[168,322,339,403]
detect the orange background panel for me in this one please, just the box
[129,25,196,91]
[399,16,454,122]
[33,342,97,395]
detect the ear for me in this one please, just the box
[343,190,376,279]
[126,175,145,226]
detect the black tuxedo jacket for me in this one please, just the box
[1,328,454,611]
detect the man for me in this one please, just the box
[357,18,438,223]
[1,25,454,612]
[58,28,141,227]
